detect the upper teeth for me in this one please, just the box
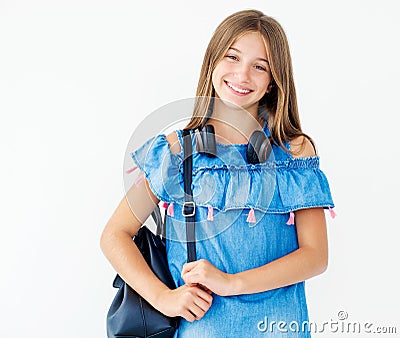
[227,82,250,94]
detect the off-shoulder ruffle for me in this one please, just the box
[130,134,184,203]
[130,134,334,214]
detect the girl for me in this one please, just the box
[101,9,335,337]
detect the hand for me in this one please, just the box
[181,259,234,297]
[156,284,213,322]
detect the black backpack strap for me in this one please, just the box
[182,129,197,263]
[151,205,163,237]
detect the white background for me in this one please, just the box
[1,1,399,337]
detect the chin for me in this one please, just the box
[220,99,244,110]
[229,99,257,112]
[218,95,249,108]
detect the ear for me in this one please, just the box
[265,82,273,94]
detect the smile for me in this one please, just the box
[224,81,253,95]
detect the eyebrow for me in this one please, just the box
[228,47,269,63]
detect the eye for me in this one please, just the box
[225,54,238,61]
[254,65,267,72]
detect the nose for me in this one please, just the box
[233,63,251,83]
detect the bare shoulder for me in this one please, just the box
[290,135,317,158]
[165,131,181,155]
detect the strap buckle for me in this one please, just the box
[182,201,195,217]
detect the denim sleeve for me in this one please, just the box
[274,157,335,212]
[130,134,183,203]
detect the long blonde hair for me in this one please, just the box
[185,9,315,154]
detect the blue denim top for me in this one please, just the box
[130,122,334,337]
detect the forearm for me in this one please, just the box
[229,246,328,295]
[100,229,170,309]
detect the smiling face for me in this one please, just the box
[211,31,273,117]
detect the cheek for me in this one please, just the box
[211,72,220,98]
[212,61,230,83]
[211,67,222,90]
[211,70,216,88]
[258,75,272,92]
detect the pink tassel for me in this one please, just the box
[207,206,214,221]
[286,211,295,225]
[328,207,337,219]
[162,202,168,209]
[246,208,256,223]
[125,165,138,174]
[167,203,174,217]
[133,172,144,186]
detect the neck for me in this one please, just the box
[205,99,264,144]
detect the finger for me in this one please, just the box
[182,309,197,323]
[193,295,212,312]
[181,262,196,275]
[196,287,213,304]
[181,273,196,285]
[182,271,204,284]
[197,283,212,294]
[187,304,205,320]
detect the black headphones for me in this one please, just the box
[193,124,272,164]
[190,97,273,164]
